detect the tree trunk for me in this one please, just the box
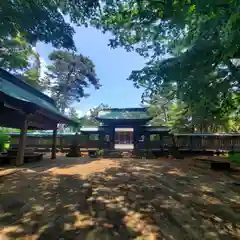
[163,107,168,122]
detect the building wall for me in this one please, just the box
[115,131,133,144]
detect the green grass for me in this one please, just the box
[0,131,10,152]
[228,152,240,164]
[4,143,10,150]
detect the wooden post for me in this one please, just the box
[133,127,137,152]
[189,135,193,151]
[99,130,104,149]
[145,131,150,150]
[160,134,163,152]
[16,116,28,166]
[171,133,177,148]
[111,126,115,150]
[51,125,57,159]
[133,127,140,157]
[60,135,63,152]
[145,131,151,158]
[232,136,236,153]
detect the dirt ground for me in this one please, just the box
[0,156,239,239]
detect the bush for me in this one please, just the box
[91,149,104,158]
[228,152,240,164]
[88,150,104,158]
[97,149,104,156]
[0,131,10,152]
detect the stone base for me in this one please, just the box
[66,153,82,157]
[66,146,81,157]
[211,161,230,170]
[169,147,184,159]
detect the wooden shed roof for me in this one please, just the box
[96,108,152,126]
[0,69,78,129]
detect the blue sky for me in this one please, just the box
[36,26,146,116]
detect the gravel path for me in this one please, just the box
[0,157,239,239]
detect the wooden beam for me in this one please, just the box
[16,116,28,166]
[28,111,57,129]
[38,109,71,126]
[51,126,57,159]
[27,120,55,130]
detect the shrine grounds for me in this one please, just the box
[0,156,239,239]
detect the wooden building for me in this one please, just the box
[94,108,171,153]
[0,68,77,165]
[7,105,240,156]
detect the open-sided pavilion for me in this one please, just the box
[0,68,77,165]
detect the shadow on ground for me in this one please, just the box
[0,157,239,239]
[0,155,98,176]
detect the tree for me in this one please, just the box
[89,103,110,118]
[92,1,240,82]
[79,116,99,127]
[68,108,80,121]
[92,0,240,132]
[0,35,35,71]
[0,35,46,90]
[146,95,172,125]
[79,104,111,127]
[147,89,240,133]
[18,51,47,90]
[144,72,239,133]
[94,1,240,61]
[66,108,81,132]
[146,94,193,132]
[45,50,100,113]
[0,0,102,49]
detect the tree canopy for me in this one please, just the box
[0,35,46,90]
[1,0,102,113]
[45,50,100,113]
[0,35,34,71]
[1,0,240,132]
[64,104,111,132]
[91,0,240,132]
[78,104,111,127]
[0,0,101,49]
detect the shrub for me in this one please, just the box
[95,149,104,157]
[0,131,10,152]
[228,152,240,164]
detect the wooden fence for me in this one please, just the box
[9,133,240,152]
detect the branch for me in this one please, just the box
[226,59,240,84]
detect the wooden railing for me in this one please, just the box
[9,133,240,152]
[174,134,240,152]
